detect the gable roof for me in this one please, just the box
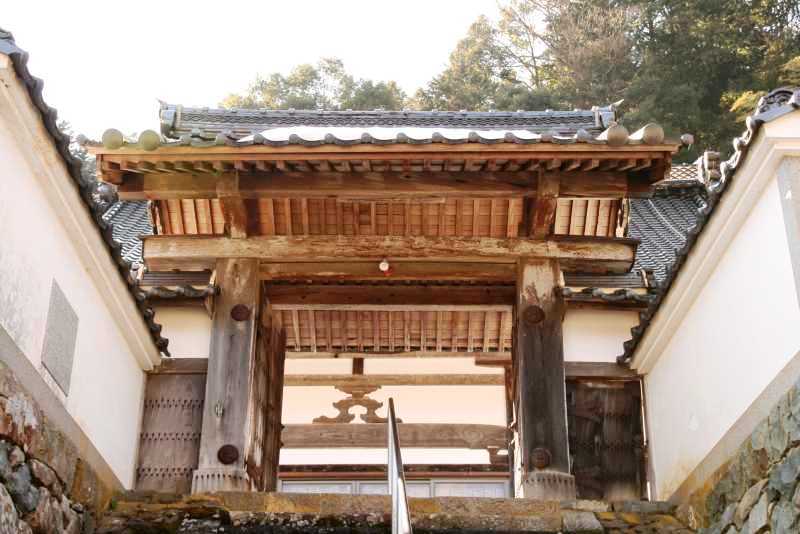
[160,103,616,141]
[0,29,170,355]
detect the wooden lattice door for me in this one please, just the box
[245,299,286,491]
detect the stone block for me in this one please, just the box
[27,460,55,490]
[734,479,767,528]
[0,484,19,534]
[745,493,768,533]
[768,397,791,463]
[23,487,62,534]
[7,448,23,469]
[720,502,737,528]
[5,464,39,514]
[770,499,798,533]
[561,499,610,513]
[768,446,800,499]
[612,500,674,514]
[562,510,603,533]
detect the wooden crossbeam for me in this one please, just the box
[117,170,653,201]
[283,374,504,386]
[142,234,638,273]
[150,357,640,380]
[281,423,507,450]
[264,284,515,307]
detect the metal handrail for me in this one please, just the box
[387,398,412,534]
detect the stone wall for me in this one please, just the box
[0,439,85,533]
[684,378,800,533]
[0,355,118,532]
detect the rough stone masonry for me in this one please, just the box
[684,377,800,533]
[97,492,694,533]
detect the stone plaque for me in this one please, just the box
[41,280,78,394]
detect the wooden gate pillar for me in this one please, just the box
[513,258,575,499]
[192,258,260,492]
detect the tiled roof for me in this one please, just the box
[619,87,800,363]
[161,103,615,140]
[0,29,170,355]
[630,191,706,282]
[102,201,152,265]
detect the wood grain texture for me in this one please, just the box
[283,374,504,386]
[264,284,515,307]
[514,259,571,475]
[136,373,205,494]
[142,234,638,274]
[281,423,507,449]
[197,259,260,478]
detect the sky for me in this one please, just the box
[4,1,495,139]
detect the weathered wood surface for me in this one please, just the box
[195,258,260,490]
[530,173,560,238]
[281,423,507,449]
[136,372,205,494]
[217,174,248,239]
[514,259,571,475]
[264,284,515,307]
[283,374,504,387]
[259,261,516,282]
[142,234,638,274]
[149,357,640,380]
[117,170,647,201]
[245,305,286,491]
[285,351,508,359]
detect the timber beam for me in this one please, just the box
[150,357,640,380]
[264,284,515,308]
[142,234,638,274]
[116,170,653,200]
[282,423,507,450]
[283,374,504,386]
[260,261,516,283]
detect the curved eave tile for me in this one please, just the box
[0,30,171,356]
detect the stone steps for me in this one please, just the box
[97,492,694,533]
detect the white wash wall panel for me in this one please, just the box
[563,309,640,363]
[0,119,145,487]
[645,175,800,498]
[153,307,212,358]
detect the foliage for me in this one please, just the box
[222,58,405,111]
[225,1,800,158]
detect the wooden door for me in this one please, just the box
[245,299,286,491]
[136,368,205,494]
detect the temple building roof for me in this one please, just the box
[160,102,617,141]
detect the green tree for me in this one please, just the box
[622,0,800,157]
[222,58,406,110]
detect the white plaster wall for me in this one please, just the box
[0,116,144,487]
[563,309,640,363]
[154,307,212,358]
[645,175,800,498]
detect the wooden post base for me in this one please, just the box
[521,470,576,500]
[191,467,251,493]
